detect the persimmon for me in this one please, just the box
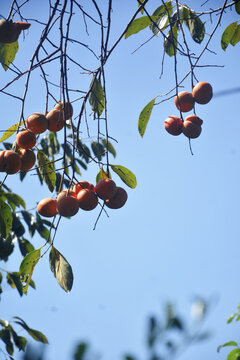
[19,149,36,172]
[0,19,30,43]
[26,113,48,134]
[174,91,195,112]
[46,109,64,132]
[105,187,128,209]
[73,181,95,194]
[77,189,98,211]
[57,190,77,202]
[0,150,22,174]
[54,101,73,120]
[95,178,117,200]
[192,81,213,104]
[16,129,36,149]
[182,115,203,139]
[184,115,203,126]
[57,196,79,217]
[0,150,7,171]
[37,197,58,217]
[164,116,183,136]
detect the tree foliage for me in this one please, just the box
[0,0,239,359]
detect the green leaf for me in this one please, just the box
[27,329,49,343]
[18,238,35,257]
[151,2,173,36]
[5,192,26,210]
[110,165,137,189]
[19,249,41,294]
[12,213,25,237]
[0,199,12,239]
[91,141,105,161]
[0,121,24,142]
[6,272,23,296]
[101,138,117,158]
[36,214,51,242]
[125,16,154,38]
[217,341,238,352]
[227,313,237,324]
[96,167,111,183]
[235,1,240,14]
[221,22,238,50]
[37,150,56,192]
[164,23,179,56]
[49,246,73,293]
[182,6,205,43]
[0,41,19,71]
[0,328,14,354]
[138,97,156,137]
[12,334,27,351]
[88,75,105,117]
[230,24,240,46]
[227,348,240,360]
[13,317,48,344]
[138,0,145,15]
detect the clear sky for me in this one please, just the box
[1,1,240,360]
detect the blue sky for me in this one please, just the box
[1,1,240,359]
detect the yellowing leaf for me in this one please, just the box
[0,41,19,71]
[0,121,24,143]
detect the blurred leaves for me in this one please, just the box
[74,342,88,360]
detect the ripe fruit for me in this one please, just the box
[105,187,128,209]
[0,20,30,43]
[46,109,64,132]
[192,81,213,104]
[182,115,203,139]
[73,181,95,194]
[184,115,203,126]
[0,150,21,174]
[37,197,58,217]
[77,189,98,211]
[54,101,73,120]
[95,178,117,200]
[26,113,48,134]
[0,150,7,171]
[16,129,36,149]
[19,149,36,172]
[174,91,195,112]
[57,190,77,202]
[57,196,79,217]
[164,116,183,136]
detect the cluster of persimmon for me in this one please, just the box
[0,102,73,175]
[37,178,128,218]
[164,81,213,139]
